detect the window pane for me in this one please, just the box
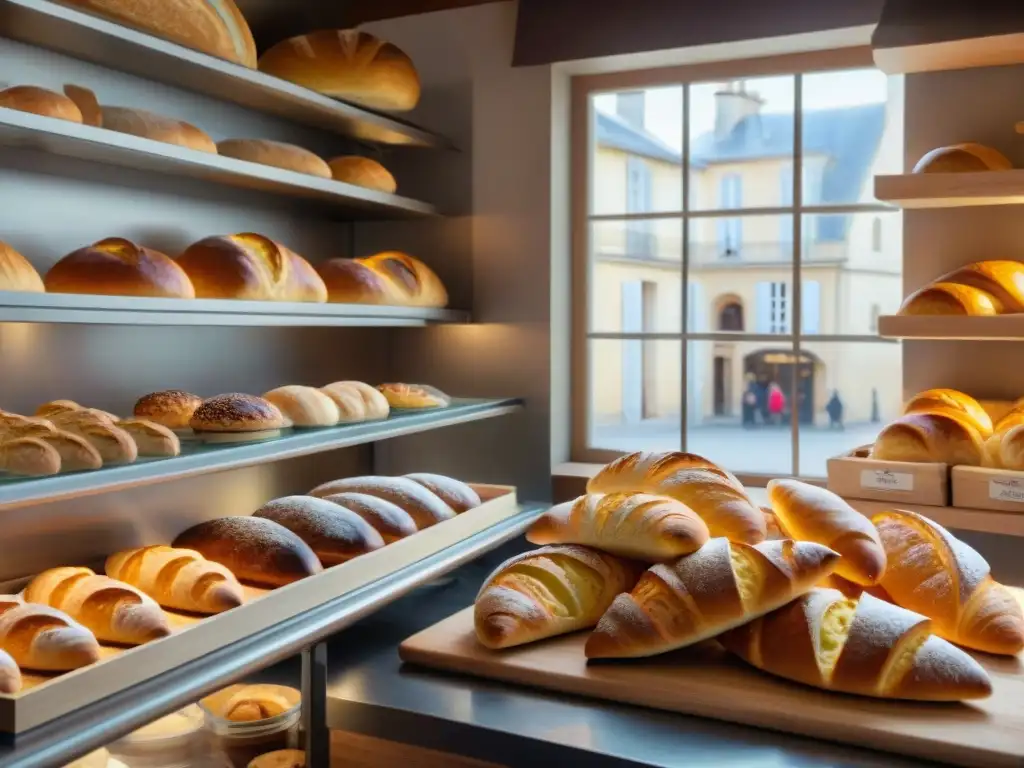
[589,339,682,452]
[688,214,794,335]
[800,212,903,335]
[797,340,903,477]
[590,219,682,333]
[591,86,683,216]
[686,340,794,475]
[689,76,795,211]
[801,69,903,205]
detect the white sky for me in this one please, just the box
[593,69,890,152]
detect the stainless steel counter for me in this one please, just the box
[325,540,942,768]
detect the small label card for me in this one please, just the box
[990,477,1024,503]
[860,469,913,492]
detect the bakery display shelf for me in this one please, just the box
[0,107,436,218]
[0,398,522,512]
[0,499,545,767]
[841,495,1024,537]
[874,170,1024,209]
[877,314,1024,340]
[0,291,470,326]
[0,0,452,148]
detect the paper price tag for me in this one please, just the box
[990,477,1024,503]
[860,469,913,492]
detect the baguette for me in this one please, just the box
[720,588,992,701]
[105,545,244,614]
[873,510,1024,655]
[252,496,385,566]
[321,492,418,543]
[0,594,101,671]
[526,493,710,562]
[404,473,480,513]
[308,476,455,529]
[587,452,766,543]
[766,480,886,585]
[24,567,171,645]
[585,538,839,659]
[0,649,18,693]
[475,545,643,649]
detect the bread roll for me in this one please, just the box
[898,282,999,316]
[63,84,102,127]
[475,545,643,650]
[766,480,886,586]
[309,476,455,529]
[45,238,196,299]
[35,400,81,419]
[0,417,58,442]
[0,594,100,671]
[61,0,257,67]
[527,493,710,562]
[253,496,385,566]
[984,423,1024,469]
[316,258,403,305]
[913,143,1012,173]
[376,383,450,409]
[258,30,420,112]
[106,545,244,614]
[327,156,397,194]
[248,751,305,768]
[217,139,331,179]
[36,431,103,471]
[870,412,984,466]
[59,421,138,464]
[0,437,61,476]
[172,516,323,587]
[117,419,181,457]
[0,241,44,292]
[404,473,480,513]
[262,386,339,428]
[189,394,288,441]
[50,408,118,428]
[177,233,327,302]
[101,106,217,153]
[24,567,171,645]
[0,650,18,694]
[321,381,389,421]
[360,252,448,308]
[321,492,417,543]
[133,390,203,430]
[903,388,993,436]
[720,589,992,701]
[994,406,1024,435]
[899,261,1024,315]
[0,85,82,123]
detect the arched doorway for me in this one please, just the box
[718,302,744,331]
[742,348,821,425]
[712,295,744,416]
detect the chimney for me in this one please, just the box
[714,80,764,139]
[616,91,646,130]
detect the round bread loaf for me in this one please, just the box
[308,476,455,529]
[45,238,196,299]
[100,106,217,153]
[913,143,1012,173]
[258,30,420,112]
[0,85,83,123]
[323,492,417,542]
[134,390,203,430]
[327,156,397,194]
[262,386,339,428]
[190,394,288,433]
[322,381,389,420]
[377,383,450,409]
[0,241,44,293]
[405,473,480,513]
[253,496,385,566]
[218,139,331,179]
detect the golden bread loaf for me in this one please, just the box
[873,509,1024,655]
[248,750,305,768]
[45,238,196,298]
[527,493,710,562]
[870,412,985,465]
[898,282,999,316]
[321,492,417,543]
[177,233,327,302]
[253,495,386,566]
[0,241,44,292]
[360,252,448,307]
[133,390,203,430]
[376,383,450,409]
[117,418,181,456]
[63,84,102,127]
[35,431,103,471]
[321,381,390,421]
[0,594,101,671]
[912,143,1012,173]
[189,393,288,435]
[984,423,1024,469]
[903,388,993,436]
[262,386,340,428]
[0,650,18,693]
[585,538,839,659]
[58,420,138,465]
[766,480,886,585]
[0,85,83,123]
[720,588,992,701]
[35,400,81,419]
[316,252,448,307]
[0,437,62,476]
[405,473,480,513]
[106,545,244,614]
[475,544,643,650]
[24,567,171,645]
[309,475,455,529]
[933,261,1024,313]
[327,156,397,194]
[0,417,59,442]
[994,406,1024,434]
[100,106,217,153]
[217,139,331,179]
[61,0,257,67]
[587,451,765,544]
[259,30,420,111]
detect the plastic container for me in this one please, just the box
[106,704,229,768]
[200,685,301,768]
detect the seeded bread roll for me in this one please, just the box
[0,437,62,476]
[118,419,182,457]
[262,386,339,428]
[322,492,418,542]
[404,473,480,513]
[253,496,385,566]
[309,476,455,529]
[133,390,203,430]
[190,394,288,433]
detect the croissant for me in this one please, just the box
[526,493,710,561]
[0,594,100,671]
[585,538,839,659]
[870,412,984,466]
[873,510,1024,655]
[475,545,643,649]
[24,567,172,645]
[106,545,245,614]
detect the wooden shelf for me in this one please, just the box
[0,107,436,217]
[874,170,1024,209]
[0,0,452,147]
[877,314,1024,340]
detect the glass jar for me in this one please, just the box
[107,705,229,768]
[200,685,301,768]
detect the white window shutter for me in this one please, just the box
[755,282,772,333]
[802,280,821,334]
[621,280,643,332]
[687,280,706,332]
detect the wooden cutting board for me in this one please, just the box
[399,607,1024,768]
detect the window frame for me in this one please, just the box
[570,46,900,483]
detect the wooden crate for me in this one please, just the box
[953,466,1024,513]
[827,452,948,506]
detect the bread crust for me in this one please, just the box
[870,412,984,466]
[45,238,196,299]
[0,240,44,293]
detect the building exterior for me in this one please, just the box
[591,83,903,428]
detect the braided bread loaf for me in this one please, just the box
[106,546,245,614]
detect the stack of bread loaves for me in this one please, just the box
[898,260,1024,316]
[474,451,1022,701]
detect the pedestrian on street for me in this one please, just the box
[767,382,785,426]
[826,389,845,430]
